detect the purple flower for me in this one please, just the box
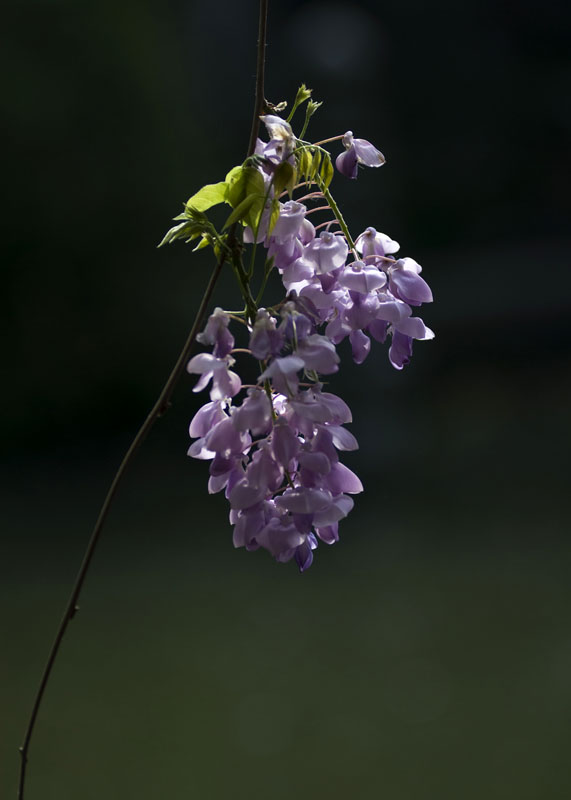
[343,292,380,332]
[188,400,227,438]
[288,388,352,429]
[388,315,435,370]
[229,478,269,511]
[243,202,273,244]
[196,308,234,358]
[275,487,333,514]
[388,258,433,306]
[389,330,414,370]
[335,131,386,179]
[257,115,296,163]
[255,516,305,562]
[298,452,331,489]
[272,419,301,467]
[232,504,268,550]
[300,281,345,318]
[295,533,318,572]
[338,261,387,294]
[326,424,359,451]
[249,309,285,360]
[355,227,400,259]
[320,462,363,495]
[178,111,435,571]
[271,201,307,243]
[279,304,313,343]
[302,231,349,274]
[187,353,242,400]
[232,389,273,436]
[296,333,340,374]
[349,329,371,364]
[281,255,314,287]
[313,495,354,527]
[204,417,250,459]
[373,293,409,325]
[259,355,305,396]
[315,524,339,545]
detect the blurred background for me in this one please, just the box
[2,0,570,797]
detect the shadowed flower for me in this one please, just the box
[187,353,241,400]
[336,131,386,179]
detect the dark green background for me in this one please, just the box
[2,0,570,797]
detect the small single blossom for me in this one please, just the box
[272,419,301,466]
[349,329,371,364]
[187,353,241,400]
[188,400,227,439]
[232,389,273,436]
[388,258,433,306]
[271,201,307,243]
[249,309,284,360]
[335,131,386,179]
[258,115,296,162]
[302,231,349,274]
[259,355,305,396]
[355,227,400,260]
[296,333,340,374]
[279,304,313,343]
[196,308,234,358]
[338,261,387,294]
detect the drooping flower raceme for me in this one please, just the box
[161,86,434,570]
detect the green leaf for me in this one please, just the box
[224,166,243,204]
[310,149,322,180]
[306,99,323,118]
[226,168,247,208]
[320,153,334,189]
[223,194,257,229]
[267,199,281,236]
[297,148,312,182]
[286,84,313,123]
[295,83,313,106]
[273,161,296,198]
[184,207,211,225]
[185,182,228,214]
[245,167,266,201]
[192,236,211,252]
[226,165,264,209]
[245,197,267,234]
[225,165,243,184]
[158,221,200,247]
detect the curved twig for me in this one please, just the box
[17,1,270,797]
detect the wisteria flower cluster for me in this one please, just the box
[161,86,434,570]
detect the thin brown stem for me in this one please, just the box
[305,205,332,216]
[17,250,225,799]
[278,180,316,197]
[295,192,325,203]
[247,0,269,158]
[362,253,397,264]
[314,220,341,231]
[311,135,345,146]
[17,1,270,797]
